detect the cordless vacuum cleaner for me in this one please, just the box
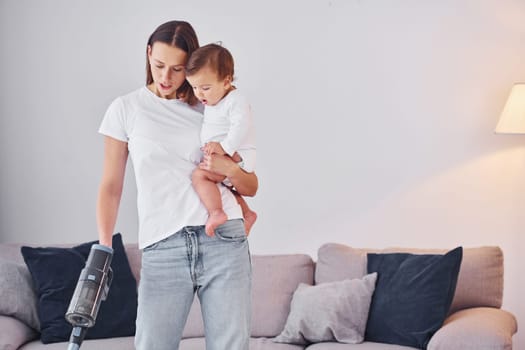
[64,244,113,350]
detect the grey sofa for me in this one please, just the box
[0,242,518,350]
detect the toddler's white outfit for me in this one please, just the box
[201,89,256,173]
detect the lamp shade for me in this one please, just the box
[495,83,525,134]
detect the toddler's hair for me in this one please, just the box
[186,43,234,80]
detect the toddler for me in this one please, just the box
[185,43,257,236]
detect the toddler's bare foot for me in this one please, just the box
[206,209,228,236]
[244,210,257,236]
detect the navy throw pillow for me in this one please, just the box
[365,247,462,349]
[21,233,137,344]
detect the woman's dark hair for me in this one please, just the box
[185,43,234,81]
[146,20,199,105]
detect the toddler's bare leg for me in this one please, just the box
[233,191,257,235]
[192,168,228,236]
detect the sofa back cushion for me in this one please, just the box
[0,243,26,264]
[315,243,503,313]
[122,243,141,283]
[249,254,315,337]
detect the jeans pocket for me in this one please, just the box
[142,234,174,252]
[143,241,159,252]
[215,219,246,242]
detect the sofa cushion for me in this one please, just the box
[365,247,462,349]
[19,336,136,350]
[274,273,377,345]
[0,258,40,330]
[178,337,306,350]
[306,341,418,349]
[0,315,38,350]
[315,244,503,313]
[21,233,137,344]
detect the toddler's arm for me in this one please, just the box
[220,94,253,156]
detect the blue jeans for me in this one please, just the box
[135,219,251,350]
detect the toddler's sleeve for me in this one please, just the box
[220,95,253,156]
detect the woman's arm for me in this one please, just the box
[199,153,258,197]
[96,136,129,247]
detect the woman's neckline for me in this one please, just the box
[144,84,183,103]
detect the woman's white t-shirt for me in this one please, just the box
[99,86,242,249]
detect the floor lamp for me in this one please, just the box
[495,83,525,134]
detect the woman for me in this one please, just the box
[96,20,257,350]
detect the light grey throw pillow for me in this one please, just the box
[0,258,40,330]
[274,272,377,345]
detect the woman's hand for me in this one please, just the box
[199,154,258,197]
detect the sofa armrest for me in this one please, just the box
[428,307,517,350]
[0,315,38,349]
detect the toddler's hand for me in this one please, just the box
[202,142,226,155]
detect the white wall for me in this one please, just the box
[1,0,524,347]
